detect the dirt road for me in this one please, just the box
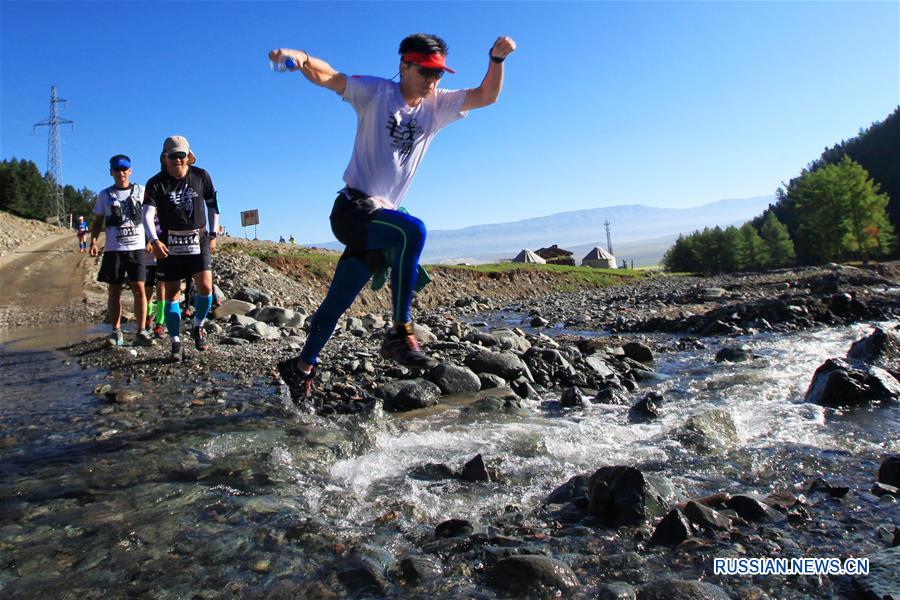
[0,233,104,327]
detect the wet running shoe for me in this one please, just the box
[191,325,209,351]
[108,329,125,347]
[277,358,316,402]
[133,330,154,347]
[169,341,184,363]
[380,323,438,369]
[152,323,166,338]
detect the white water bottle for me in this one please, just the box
[270,57,297,72]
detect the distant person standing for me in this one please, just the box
[269,32,516,402]
[89,155,151,347]
[143,136,220,362]
[75,215,89,252]
[289,234,295,245]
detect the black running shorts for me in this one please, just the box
[98,249,146,284]
[156,238,212,282]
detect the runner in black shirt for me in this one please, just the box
[142,135,220,361]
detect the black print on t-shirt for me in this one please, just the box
[386,114,422,166]
[168,184,197,218]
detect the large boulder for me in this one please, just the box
[879,456,900,487]
[465,349,529,381]
[237,321,282,341]
[233,286,271,306]
[491,555,580,597]
[650,509,692,546]
[215,298,256,319]
[376,379,441,412]
[675,409,738,455]
[804,358,900,406]
[491,329,532,353]
[430,364,481,395]
[587,466,668,526]
[250,306,306,328]
[623,341,653,364]
[847,327,900,370]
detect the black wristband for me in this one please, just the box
[489,48,504,64]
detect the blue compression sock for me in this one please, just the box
[164,301,181,339]
[193,293,213,326]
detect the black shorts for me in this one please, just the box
[330,187,381,249]
[156,239,212,282]
[98,250,146,284]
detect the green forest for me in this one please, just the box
[664,107,899,273]
[0,158,96,225]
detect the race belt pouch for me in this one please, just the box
[167,229,202,256]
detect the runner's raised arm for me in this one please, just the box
[268,48,347,94]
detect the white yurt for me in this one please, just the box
[581,247,617,268]
[511,249,547,264]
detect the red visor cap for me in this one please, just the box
[402,52,456,73]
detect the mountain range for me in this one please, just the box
[314,195,775,266]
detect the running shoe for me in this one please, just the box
[108,329,125,347]
[133,330,154,347]
[191,325,209,351]
[152,323,166,338]
[169,341,184,363]
[277,358,316,402]
[380,323,438,369]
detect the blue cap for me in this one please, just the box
[109,154,131,169]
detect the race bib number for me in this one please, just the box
[115,225,139,246]
[168,229,201,255]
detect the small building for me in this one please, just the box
[581,246,617,269]
[511,249,546,264]
[535,244,575,266]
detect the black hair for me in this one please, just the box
[398,33,448,56]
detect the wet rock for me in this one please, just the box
[715,344,754,363]
[104,389,143,404]
[587,466,668,525]
[725,495,784,522]
[510,377,539,399]
[803,477,850,498]
[376,379,441,412]
[585,355,617,378]
[435,518,473,538]
[398,555,441,585]
[675,409,738,455]
[545,475,589,505]
[560,386,588,408]
[409,463,456,481]
[847,327,900,369]
[623,341,653,364]
[593,382,631,405]
[598,582,638,600]
[872,482,899,497]
[465,349,529,381]
[335,553,388,597]
[879,455,900,487]
[531,316,549,327]
[650,509,693,546]
[804,358,900,406]
[430,363,481,395]
[491,555,580,597]
[630,393,660,421]
[638,578,730,600]
[478,373,506,389]
[853,546,899,600]
[462,395,528,416]
[459,454,491,482]
[683,501,731,531]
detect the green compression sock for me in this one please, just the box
[154,300,165,324]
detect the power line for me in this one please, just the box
[33,85,74,225]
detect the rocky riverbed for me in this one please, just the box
[1,225,899,598]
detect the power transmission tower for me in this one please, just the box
[33,85,74,226]
[604,219,614,255]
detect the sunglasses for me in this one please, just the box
[112,167,129,172]
[416,66,444,80]
[167,151,188,160]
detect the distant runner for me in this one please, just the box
[269,32,516,401]
[75,215,89,253]
[89,154,151,347]
[143,136,220,362]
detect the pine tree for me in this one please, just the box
[736,222,769,270]
[759,212,795,267]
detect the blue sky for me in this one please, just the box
[1,1,897,243]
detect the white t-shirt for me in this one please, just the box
[341,76,468,210]
[92,185,146,252]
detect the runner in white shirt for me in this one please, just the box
[269,33,517,403]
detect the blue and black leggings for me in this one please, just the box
[299,188,426,366]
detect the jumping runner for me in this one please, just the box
[269,33,516,401]
[143,136,220,362]
[89,154,151,347]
